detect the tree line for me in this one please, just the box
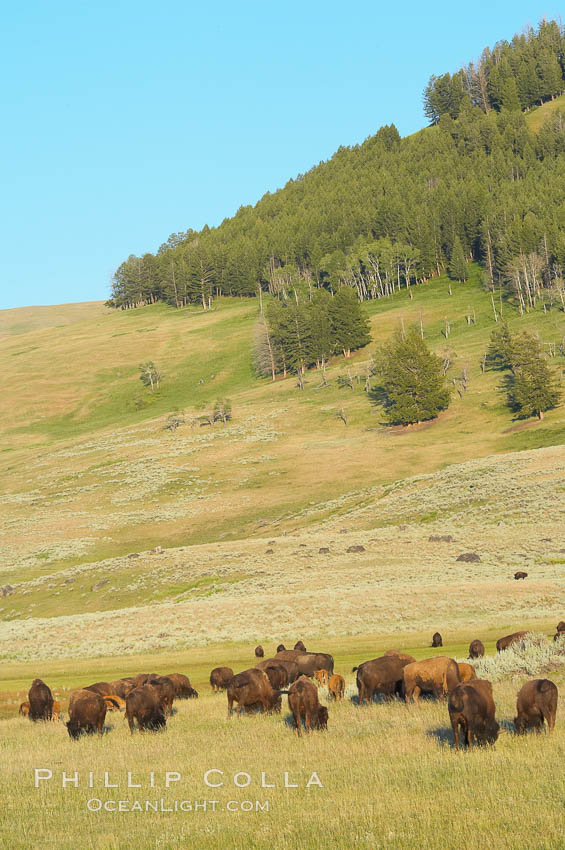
[107,19,565,320]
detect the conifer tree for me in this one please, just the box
[328,287,371,358]
[506,332,561,419]
[378,327,451,425]
[448,237,468,282]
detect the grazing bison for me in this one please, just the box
[256,658,300,684]
[448,680,499,749]
[52,700,61,721]
[384,650,416,664]
[514,571,528,580]
[457,662,477,682]
[125,686,166,733]
[314,669,329,687]
[210,667,234,691]
[403,657,460,705]
[432,632,443,648]
[109,679,136,699]
[469,639,485,659]
[328,674,345,700]
[284,676,328,735]
[227,669,281,717]
[133,673,159,688]
[276,644,286,653]
[254,645,265,658]
[19,701,30,717]
[293,640,307,652]
[85,682,115,697]
[166,673,194,699]
[147,676,175,715]
[275,649,334,677]
[496,631,528,652]
[354,656,413,704]
[514,679,558,733]
[67,689,107,740]
[28,679,53,722]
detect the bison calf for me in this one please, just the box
[448,680,499,749]
[328,674,345,700]
[514,679,558,734]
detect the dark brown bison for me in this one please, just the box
[284,676,328,736]
[496,631,528,652]
[276,644,286,652]
[384,650,417,664]
[256,657,300,683]
[85,682,114,697]
[227,669,281,717]
[514,571,528,580]
[210,667,234,691]
[133,673,159,688]
[403,657,461,705]
[469,639,485,659]
[293,640,306,652]
[28,679,53,721]
[254,645,264,658]
[166,673,194,699]
[262,664,289,690]
[557,621,565,633]
[514,679,558,733]
[448,680,499,749]
[432,632,443,648]
[109,679,136,699]
[125,685,166,733]
[353,656,413,704]
[275,649,334,677]
[146,676,175,715]
[66,689,107,740]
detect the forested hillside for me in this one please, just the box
[108,19,565,316]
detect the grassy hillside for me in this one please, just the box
[525,91,565,133]
[1,269,564,635]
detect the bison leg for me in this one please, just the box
[127,710,135,734]
[543,707,556,732]
[227,696,234,718]
[451,718,460,750]
[293,708,302,736]
[411,686,421,706]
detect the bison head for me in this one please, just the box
[317,706,329,730]
[482,719,500,744]
[187,688,199,699]
[66,720,83,740]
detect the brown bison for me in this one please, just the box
[403,657,460,705]
[254,645,264,658]
[85,682,115,697]
[133,673,159,688]
[432,632,443,648]
[227,669,281,717]
[125,685,166,733]
[384,650,417,664]
[19,701,30,717]
[210,667,234,691]
[276,644,286,652]
[514,571,528,580]
[448,680,499,749]
[166,673,195,699]
[496,631,528,652]
[457,662,477,682]
[52,700,61,721]
[557,621,565,633]
[314,669,329,687]
[109,679,136,699]
[67,689,107,739]
[275,649,334,677]
[256,658,300,683]
[28,679,53,721]
[284,676,328,735]
[468,640,485,659]
[262,664,289,690]
[514,679,558,733]
[293,640,307,652]
[147,675,175,715]
[328,674,345,700]
[354,656,413,704]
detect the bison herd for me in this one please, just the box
[18,628,561,747]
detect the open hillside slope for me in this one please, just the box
[1,269,564,657]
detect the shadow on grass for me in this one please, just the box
[426,726,454,748]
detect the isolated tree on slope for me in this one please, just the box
[448,237,468,282]
[378,327,451,425]
[506,332,561,420]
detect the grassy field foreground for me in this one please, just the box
[2,665,565,850]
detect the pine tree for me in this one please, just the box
[328,287,371,358]
[378,327,451,425]
[507,332,561,419]
[486,321,514,370]
[448,237,468,281]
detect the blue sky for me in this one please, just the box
[0,1,561,309]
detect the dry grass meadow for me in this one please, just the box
[2,275,565,848]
